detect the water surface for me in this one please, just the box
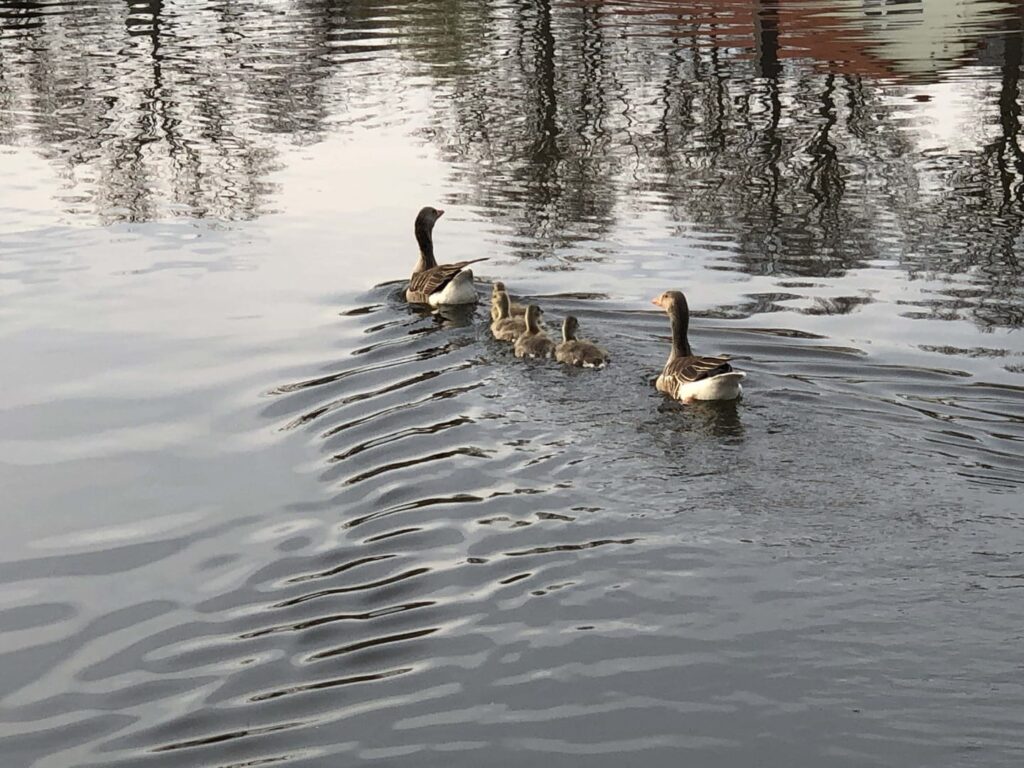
[2,1,1024,766]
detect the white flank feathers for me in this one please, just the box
[428,269,477,307]
[674,372,745,402]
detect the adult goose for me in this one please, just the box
[555,316,609,369]
[490,291,527,342]
[406,206,486,306]
[514,305,555,359]
[652,290,745,402]
[490,281,527,321]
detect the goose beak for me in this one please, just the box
[436,209,445,218]
[651,297,661,307]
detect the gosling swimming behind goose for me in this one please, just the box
[405,206,486,306]
[490,291,527,342]
[490,281,527,321]
[555,316,609,369]
[514,304,555,359]
[652,290,745,402]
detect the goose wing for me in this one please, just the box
[409,258,487,298]
[663,355,732,386]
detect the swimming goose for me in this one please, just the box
[514,305,555,359]
[652,290,745,401]
[490,291,527,342]
[406,207,486,306]
[490,281,527,321]
[555,316,609,368]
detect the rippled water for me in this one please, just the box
[2,1,1024,766]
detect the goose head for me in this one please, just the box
[414,206,445,265]
[415,206,445,229]
[652,290,687,314]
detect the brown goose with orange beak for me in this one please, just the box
[652,290,745,402]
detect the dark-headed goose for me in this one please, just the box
[405,206,486,306]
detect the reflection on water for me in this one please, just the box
[3,0,1023,326]
[0,0,394,221]
[2,1,1024,767]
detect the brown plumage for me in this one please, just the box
[514,305,555,359]
[652,290,745,401]
[490,291,526,342]
[408,262,483,303]
[658,355,733,391]
[490,281,527,320]
[555,316,609,368]
[405,206,487,305]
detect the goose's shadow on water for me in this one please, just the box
[397,292,480,329]
[656,398,745,439]
[376,280,482,329]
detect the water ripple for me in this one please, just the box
[4,1,1024,766]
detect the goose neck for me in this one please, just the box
[414,219,436,270]
[526,309,541,334]
[669,301,693,358]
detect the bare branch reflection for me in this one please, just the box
[1,0,1023,326]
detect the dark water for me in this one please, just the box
[2,1,1024,766]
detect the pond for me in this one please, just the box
[1,1,1023,766]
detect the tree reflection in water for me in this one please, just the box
[1,0,1022,325]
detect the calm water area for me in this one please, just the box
[2,1,1024,766]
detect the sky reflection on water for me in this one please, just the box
[2,2,1024,767]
